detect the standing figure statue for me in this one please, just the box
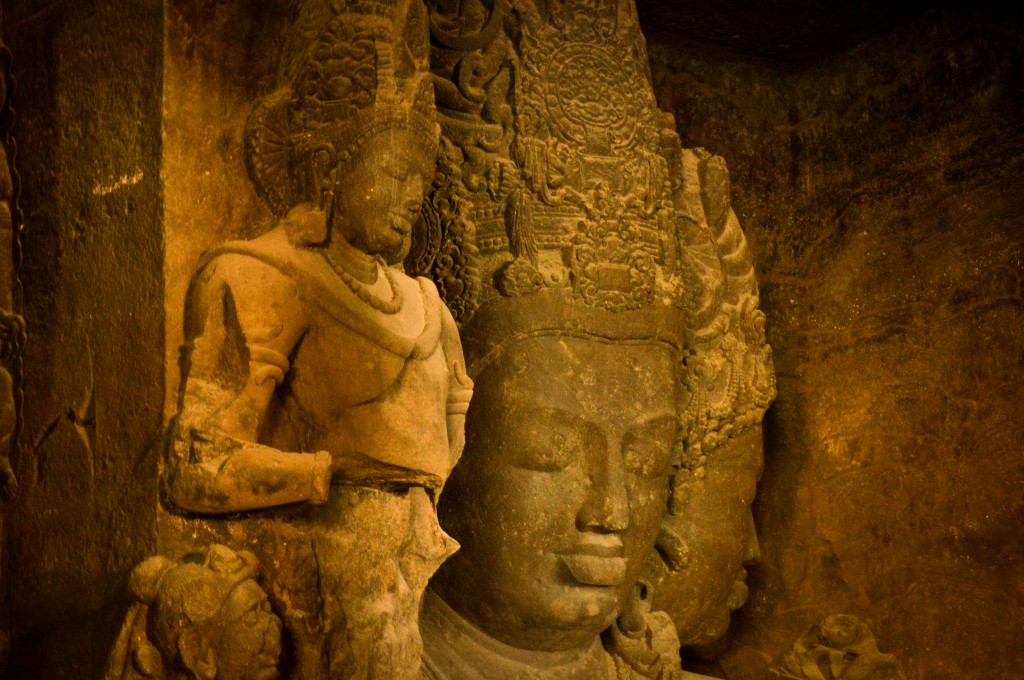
[160,1,472,678]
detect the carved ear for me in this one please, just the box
[177,628,217,680]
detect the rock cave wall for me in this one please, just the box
[1,1,165,678]
[642,4,1024,679]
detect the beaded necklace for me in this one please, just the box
[321,249,403,314]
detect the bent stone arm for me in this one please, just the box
[165,432,331,514]
[164,253,332,515]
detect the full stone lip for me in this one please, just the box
[558,554,628,587]
[726,569,750,611]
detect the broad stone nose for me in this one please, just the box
[576,437,630,534]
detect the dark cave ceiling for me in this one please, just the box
[634,0,973,63]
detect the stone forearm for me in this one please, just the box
[165,436,331,514]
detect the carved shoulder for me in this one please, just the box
[185,251,309,357]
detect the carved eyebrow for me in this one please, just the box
[506,405,615,442]
[511,406,676,435]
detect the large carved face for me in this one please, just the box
[653,427,764,647]
[331,125,434,260]
[433,334,680,652]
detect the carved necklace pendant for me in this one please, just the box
[321,250,404,314]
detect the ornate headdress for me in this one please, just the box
[246,0,441,217]
[409,0,693,334]
[410,0,776,573]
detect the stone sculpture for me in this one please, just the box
[104,545,281,680]
[160,1,471,678]
[395,0,772,676]
[769,615,907,680]
[419,315,688,678]
[645,149,776,650]
[407,0,774,674]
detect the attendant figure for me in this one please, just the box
[104,545,282,680]
[162,1,472,677]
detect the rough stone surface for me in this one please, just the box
[0,11,25,675]
[646,4,1024,679]
[159,1,472,677]
[414,2,771,678]
[2,1,165,678]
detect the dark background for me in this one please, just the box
[638,1,1024,678]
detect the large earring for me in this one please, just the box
[284,149,337,247]
[283,156,336,247]
[283,202,329,247]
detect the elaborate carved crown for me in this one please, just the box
[409,0,777,427]
[246,0,441,216]
[408,0,694,322]
[412,0,777,575]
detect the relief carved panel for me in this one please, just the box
[106,1,775,678]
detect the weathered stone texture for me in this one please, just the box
[2,0,165,678]
[162,0,289,415]
[645,4,1024,679]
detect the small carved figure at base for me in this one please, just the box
[603,582,684,680]
[768,614,906,680]
[104,545,281,680]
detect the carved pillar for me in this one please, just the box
[2,1,164,677]
[0,8,24,674]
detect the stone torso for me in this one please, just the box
[187,226,456,483]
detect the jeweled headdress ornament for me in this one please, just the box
[409,0,694,327]
[246,0,441,217]
[411,0,776,572]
